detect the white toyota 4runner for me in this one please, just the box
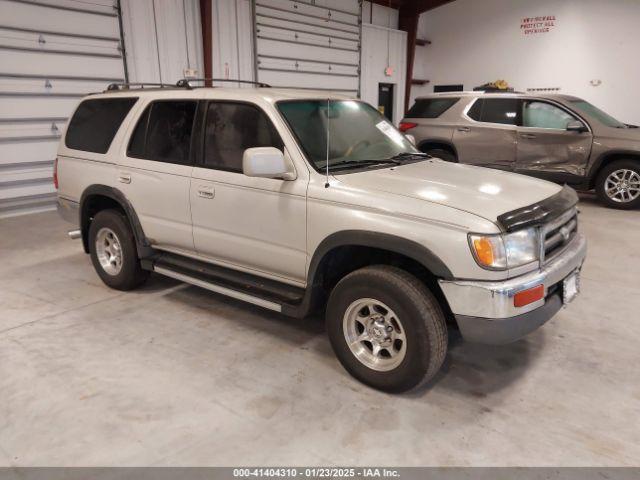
[56,82,587,392]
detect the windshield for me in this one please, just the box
[277,100,419,171]
[569,100,626,128]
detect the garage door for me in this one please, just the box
[0,0,126,218]
[254,0,361,96]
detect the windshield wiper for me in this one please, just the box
[388,152,432,161]
[326,159,401,171]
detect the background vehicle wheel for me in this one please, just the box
[595,160,640,209]
[326,265,447,393]
[89,209,149,291]
[423,148,457,163]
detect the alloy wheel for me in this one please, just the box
[342,298,407,371]
[605,168,640,203]
[95,227,123,275]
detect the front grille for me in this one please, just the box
[542,208,578,263]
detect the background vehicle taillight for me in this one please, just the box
[399,122,417,132]
[53,157,58,189]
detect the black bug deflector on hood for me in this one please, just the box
[497,185,579,232]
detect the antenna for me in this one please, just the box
[325,97,330,188]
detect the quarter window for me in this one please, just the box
[467,98,519,125]
[127,101,197,165]
[405,98,459,118]
[65,98,138,153]
[203,102,283,172]
[523,101,578,129]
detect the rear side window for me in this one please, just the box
[128,100,197,165]
[203,102,283,172]
[405,98,459,118]
[467,98,519,125]
[65,97,137,153]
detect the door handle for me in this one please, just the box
[457,126,470,132]
[118,173,131,184]
[520,133,537,139]
[197,186,215,199]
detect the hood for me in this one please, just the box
[595,124,640,142]
[336,159,562,224]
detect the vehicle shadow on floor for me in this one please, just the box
[156,274,545,399]
[409,328,546,400]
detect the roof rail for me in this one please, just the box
[105,82,176,92]
[176,78,271,89]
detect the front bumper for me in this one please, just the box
[439,232,587,344]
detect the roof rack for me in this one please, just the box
[175,78,271,89]
[105,82,176,92]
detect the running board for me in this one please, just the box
[154,266,283,312]
[144,252,306,314]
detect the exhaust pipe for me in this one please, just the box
[68,229,81,240]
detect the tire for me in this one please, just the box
[326,265,448,393]
[423,148,457,163]
[595,160,640,209]
[88,209,149,291]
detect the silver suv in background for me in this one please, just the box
[400,92,640,209]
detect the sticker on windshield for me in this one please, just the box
[376,120,405,146]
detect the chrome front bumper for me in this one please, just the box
[439,232,587,344]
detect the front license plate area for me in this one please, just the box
[562,271,580,305]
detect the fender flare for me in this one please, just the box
[307,230,454,283]
[282,230,453,318]
[79,184,150,256]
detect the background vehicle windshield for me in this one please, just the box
[569,99,627,128]
[278,100,418,170]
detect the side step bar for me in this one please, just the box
[154,266,283,312]
[143,252,307,315]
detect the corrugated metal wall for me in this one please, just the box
[0,0,203,219]
[0,0,126,218]
[120,0,204,84]
[254,0,361,95]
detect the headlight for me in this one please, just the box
[469,228,538,270]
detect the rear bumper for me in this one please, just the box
[439,232,586,344]
[57,196,79,227]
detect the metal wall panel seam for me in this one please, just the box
[6,0,117,17]
[256,35,358,52]
[0,45,122,58]
[0,25,120,42]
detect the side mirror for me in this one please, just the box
[243,147,295,180]
[566,121,588,133]
[405,134,416,145]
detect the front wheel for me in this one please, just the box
[326,265,448,393]
[595,160,640,209]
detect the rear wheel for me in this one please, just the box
[326,265,448,393]
[595,160,640,209]
[89,209,149,290]
[422,148,457,163]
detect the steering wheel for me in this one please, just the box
[345,139,371,157]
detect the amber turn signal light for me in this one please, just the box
[513,284,544,308]
[472,237,495,267]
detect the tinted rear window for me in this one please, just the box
[127,100,197,165]
[406,98,459,118]
[65,98,137,153]
[467,98,519,125]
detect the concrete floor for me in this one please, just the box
[0,194,639,467]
